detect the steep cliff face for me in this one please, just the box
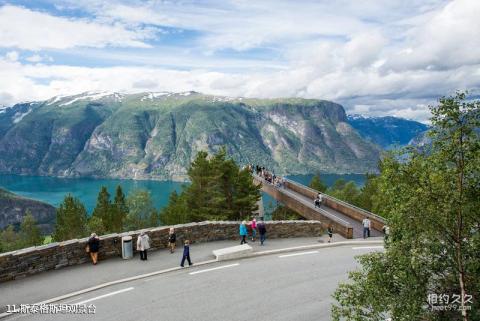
[0,92,381,180]
[0,188,56,233]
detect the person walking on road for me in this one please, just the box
[168,228,176,253]
[362,216,371,239]
[137,231,151,261]
[180,240,193,267]
[258,220,267,245]
[327,226,333,243]
[87,233,100,265]
[250,217,257,241]
[240,221,248,244]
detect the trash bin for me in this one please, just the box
[121,236,133,259]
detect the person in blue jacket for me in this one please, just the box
[240,221,248,244]
[180,240,193,267]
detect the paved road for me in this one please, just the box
[4,244,383,321]
[1,237,351,312]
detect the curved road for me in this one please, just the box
[6,245,383,321]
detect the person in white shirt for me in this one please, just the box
[362,217,371,239]
[136,231,151,261]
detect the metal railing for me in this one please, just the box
[253,174,353,227]
[283,178,386,223]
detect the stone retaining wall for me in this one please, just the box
[0,220,323,282]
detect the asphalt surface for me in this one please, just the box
[0,237,349,312]
[4,244,383,321]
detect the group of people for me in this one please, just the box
[248,164,285,188]
[239,217,267,245]
[85,227,193,268]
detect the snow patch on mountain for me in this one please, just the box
[59,92,122,106]
[13,109,32,123]
[140,92,171,101]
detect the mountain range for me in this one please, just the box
[0,92,429,181]
[347,114,429,149]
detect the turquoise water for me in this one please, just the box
[0,173,366,214]
[0,175,185,213]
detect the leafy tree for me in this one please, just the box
[87,216,106,236]
[309,173,327,193]
[92,186,114,232]
[327,180,361,207]
[0,225,20,252]
[125,189,159,231]
[332,92,480,321]
[111,185,128,232]
[53,194,88,241]
[18,210,43,247]
[356,173,380,212]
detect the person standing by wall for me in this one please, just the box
[180,240,193,267]
[168,228,176,253]
[258,220,267,245]
[136,231,151,261]
[240,221,248,244]
[362,216,371,239]
[250,217,257,241]
[327,226,333,243]
[87,233,100,265]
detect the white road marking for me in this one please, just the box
[61,296,83,304]
[189,263,239,275]
[74,287,134,305]
[352,246,384,250]
[278,251,319,258]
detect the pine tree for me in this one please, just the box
[164,147,261,222]
[111,185,128,232]
[185,150,223,221]
[232,167,261,220]
[19,210,43,247]
[53,194,88,241]
[0,225,20,252]
[92,186,113,232]
[160,190,189,225]
[125,189,159,231]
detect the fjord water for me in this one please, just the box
[0,174,366,214]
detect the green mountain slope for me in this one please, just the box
[0,92,381,180]
[0,188,56,233]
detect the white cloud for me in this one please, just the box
[25,54,43,63]
[0,5,154,50]
[5,51,19,61]
[0,0,479,124]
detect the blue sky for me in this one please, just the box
[0,0,479,122]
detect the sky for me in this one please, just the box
[0,0,479,123]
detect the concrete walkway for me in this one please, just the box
[281,187,383,238]
[0,234,385,313]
